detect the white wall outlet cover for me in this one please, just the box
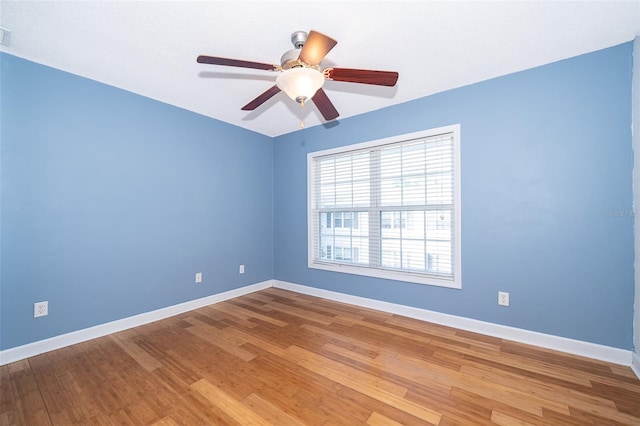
[195,272,202,283]
[34,301,48,318]
[498,291,510,306]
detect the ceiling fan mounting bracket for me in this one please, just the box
[290,31,308,49]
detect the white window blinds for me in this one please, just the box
[308,126,461,288]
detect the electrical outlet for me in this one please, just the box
[195,272,202,283]
[239,264,245,274]
[34,301,48,318]
[498,291,509,307]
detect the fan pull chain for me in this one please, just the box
[300,99,305,128]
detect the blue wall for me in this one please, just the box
[1,42,635,353]
[1,54,274,350]
[273,42,635,350]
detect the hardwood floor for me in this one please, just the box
[2,288,639,425]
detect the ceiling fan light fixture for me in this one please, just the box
[276,67,325,104]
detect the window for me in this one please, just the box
[308,125,461,288]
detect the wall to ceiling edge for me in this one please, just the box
[273,41,636,351]
[0,53,275,351]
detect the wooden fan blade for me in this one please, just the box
[327,68,398,86]
[298,30,337,66]
[312,88,339,121]
[197,55,278,71]
[241,85,281,111]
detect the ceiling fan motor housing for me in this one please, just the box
[280,48,303,69]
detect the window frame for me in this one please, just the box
[307,124,462,289]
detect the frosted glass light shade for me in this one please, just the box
[276,67,325,103]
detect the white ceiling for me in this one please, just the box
[1,1,639,137]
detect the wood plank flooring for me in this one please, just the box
[2,288,639,425]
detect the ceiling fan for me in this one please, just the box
[197,30,399,122]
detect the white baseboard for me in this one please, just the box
[273,280,633,367]
[3,279,635,372]
[0,280,272,366]
[632,352,640,379]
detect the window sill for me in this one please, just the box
[309,260,461,289]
